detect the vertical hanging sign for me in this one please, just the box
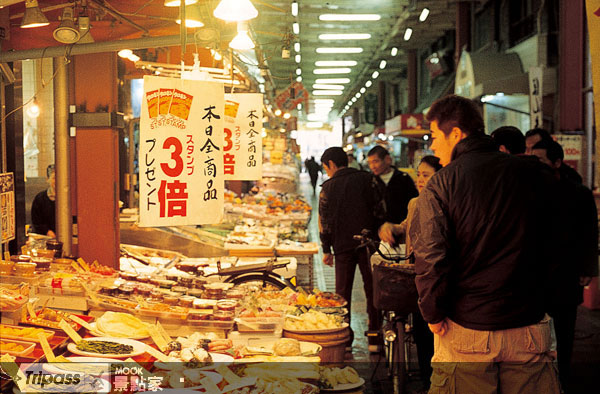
[139,75,224,226]
[223,93,263,180]
[528,66,543,129]
[0,172,15,242]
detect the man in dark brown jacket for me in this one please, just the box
[319,147,385,349]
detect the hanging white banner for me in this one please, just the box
[223,93,263,180]
[139,75,224,227]
[528,66,543,129]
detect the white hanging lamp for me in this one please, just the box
[229,21,254,50]
[214,0,258,22]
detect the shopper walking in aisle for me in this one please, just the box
[347,153,362,170]
[410,95,561,394]
[318,147,386,349]
[490,126,525,154]
[31,164,57,237]
[304,156,322,194]
[367,146,418,224]
[531,139,599,392]
[378,155,442,389]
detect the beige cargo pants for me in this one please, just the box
[429,315,561,394]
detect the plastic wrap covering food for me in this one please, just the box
[0,283,29,312]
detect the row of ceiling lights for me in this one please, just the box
[339,7,430,119]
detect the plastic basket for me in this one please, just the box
[372,263,418,314]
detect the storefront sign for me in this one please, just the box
[139,76,224,227]
[385,115,401,135]
[0,172,15,242]
[223,93,263,180]
[555,134,583,172]
[275,82,308,111]
[528,66,543,129]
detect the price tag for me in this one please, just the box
[71,261,85,273]
[37,331,56,362]
[147,325,168,352]
[69,314,93,331]
[80,283,99,303]
[26,302,37,319]
[216,364,241,385]
[199,374,221,394]
[3,251,10,261]
[59,319,83,344]
[77,258,90,272]
[156,321,172,344]
[1,354,27,391]
[144,344,169,362]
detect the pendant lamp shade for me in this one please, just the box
[214,0,258,22]
[77,16,94,44]
[53,7,80,44]
[164,0,198,6]
[21,0,49,28]
[229,22,254,50]
[176,5,204,28]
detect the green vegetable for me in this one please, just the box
[76,340,133,355]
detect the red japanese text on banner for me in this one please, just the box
[223,93,263,180]
[139,76,224,226]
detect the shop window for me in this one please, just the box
[509,0,541,46]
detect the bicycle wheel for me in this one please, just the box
[393,320,407,394]
[228,274,292,290]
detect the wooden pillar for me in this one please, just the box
[455,1,471,65]
[559,0,584,131]
[72,53,120,269]
[407,50,417,113]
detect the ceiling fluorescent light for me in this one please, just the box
[365,80,372,87]
[315,78,350,84]
[319,14,381,21]
[318,33,371,40]
[419,8,430,22]
[313,84,345,90]
[360,87,366,93]
[214,0,258,22]
[21,0,49,29]
[379,60,387,69]
[293,22,300,35]
[296,76,302,82]
[306,122,324,128]
[314,99,335,104]
[372,71,379,79]
[294,42,300,52]
[295,54,301,63]
[404,27,413,41]
[165,0,198,6]
[53,7,80,44]
[176,5,204,27]
[315,60,357,67]
[351,97,357,103]
[296,68,302,75]
[316,48,363,54]
[391,47,398,56]
[291,1,298,17]
[313,68,352,74]
[355,92,361,98]
[313,90,343,95]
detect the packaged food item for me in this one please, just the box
[179,296,195,308]
[0,260,14,275]
[31,257,52,271]
[158,88,174,115]
[273,338,301,356]
[14,262,36,277]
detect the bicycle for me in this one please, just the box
[354,230,419,394]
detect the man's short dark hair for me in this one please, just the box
[532,139,564,164]
[491,126,526,154]
[426,94,485,137]
[321,147,348,168]
[47,164,55,178]
[525,128,552,142]
[367,145,390,160]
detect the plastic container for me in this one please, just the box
[14,262,36,277]
[31,257,52,271]
[0,338,36,357]
[236,316,284,333]
[0,260,14,275]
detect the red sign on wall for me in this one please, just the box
[275,82,308,111]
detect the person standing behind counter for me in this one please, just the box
[31,164,56,238]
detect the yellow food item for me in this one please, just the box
[0,341,25,353]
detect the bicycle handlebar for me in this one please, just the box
[354,230,413,264]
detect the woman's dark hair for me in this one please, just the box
[46,164,55,178]
[321,147,348,168]
[426,94,485,137]
[419,155,442,172]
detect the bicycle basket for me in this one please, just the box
[372,263,419,314]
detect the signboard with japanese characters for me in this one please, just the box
[223,93,263,180]
[1,172,15,242]
[275,82,308,111]
[139,76,224,227]
[555,134,583,174]
[528,66,543,129]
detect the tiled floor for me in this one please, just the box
[299,171,600,394]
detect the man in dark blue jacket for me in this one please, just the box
[319,147,386,349]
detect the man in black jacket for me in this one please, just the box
[319,147,386,348]
[410,95,561,393]
[367,145,418,224]
[532,139,599,392]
